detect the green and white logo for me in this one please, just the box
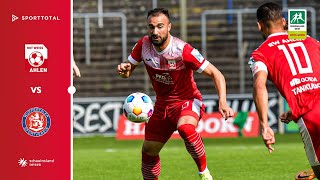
[288,9,307,39]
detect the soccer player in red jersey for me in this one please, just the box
[249,2,320,179]
[117,8,234,180]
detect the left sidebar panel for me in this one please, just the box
[0,0,71,180]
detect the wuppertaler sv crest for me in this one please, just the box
[22,107,51,137]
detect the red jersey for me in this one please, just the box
[128,36,209,103]
[249,32,320,120]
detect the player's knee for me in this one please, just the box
[142,141,163,156]
[178,124,196,139]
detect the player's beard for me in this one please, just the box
[149,34,168,47]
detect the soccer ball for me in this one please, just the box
[123,92,154,123]
[28,51,44,67]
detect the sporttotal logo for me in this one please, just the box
[12,14,19,22]
[11,14,60,22]
[25,44,48,73]
[21,107,51,137]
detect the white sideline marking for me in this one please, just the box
[105,149,118,152]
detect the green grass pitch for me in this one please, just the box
[73,133,310,180]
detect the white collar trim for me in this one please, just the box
[268,32,288,38]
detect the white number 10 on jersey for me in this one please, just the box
[278,42,313,76]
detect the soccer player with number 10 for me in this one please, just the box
[249,2,320,179]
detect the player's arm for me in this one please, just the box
[279,110,293,124]
[253,71,275,153]
[202,63,234,120]
[118,38,143,78]
[72,54,81,77]
[117,61,138,78]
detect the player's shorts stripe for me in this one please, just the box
[298,118,320,166]
[128,55,140,65]
[196,60,210,73]
[192,98,202,117]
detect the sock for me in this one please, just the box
[199,167,209,174]
[141,151,161,180]
[178,124,207,172]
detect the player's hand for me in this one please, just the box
[279,110,292,124]
[261,126,275,153]
[73,64,81,77]
[117,62,132,78]
[218,103,234,120]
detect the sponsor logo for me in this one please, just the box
[152,73,174,84]
[116,112,260,139]
[12,14,19,22]
[18,157,55,167]
[191,49,204,63]
[181,101,189,110]
[73,94,279,135]
[25,44,48,73]
[288,9,307,39]
[290,11,305,24]
[292,82,320,95]
[145,58,159,66]
[290,78,301,87]
[21,107,51,137]
[18,158,28,167]
[290,77,319,95]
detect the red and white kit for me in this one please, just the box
[128,35,208,143]
[249,32,320,166]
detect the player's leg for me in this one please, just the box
[299,105,320,179]
[141,140,165,180]
[177,117,206,171]
[177,117,212,180]
[175,99,212,179]
[141,103,175,180]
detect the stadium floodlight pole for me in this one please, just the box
[98,0,103,28]
[84,15,90,65]
[180,0,187,41]
[237,11,244,93]
[152,0,157,9]
[282,0,288,20]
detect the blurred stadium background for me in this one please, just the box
[73,0,319,97]
[72,0,319,179]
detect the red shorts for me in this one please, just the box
[145,99,205,143]
[299,101,320,166]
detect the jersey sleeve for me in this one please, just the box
[248,50,268,76]
[182,44,209,73]
[128,38,143,65]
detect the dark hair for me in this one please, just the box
[257,2,283,24]
[147,7,170,21]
